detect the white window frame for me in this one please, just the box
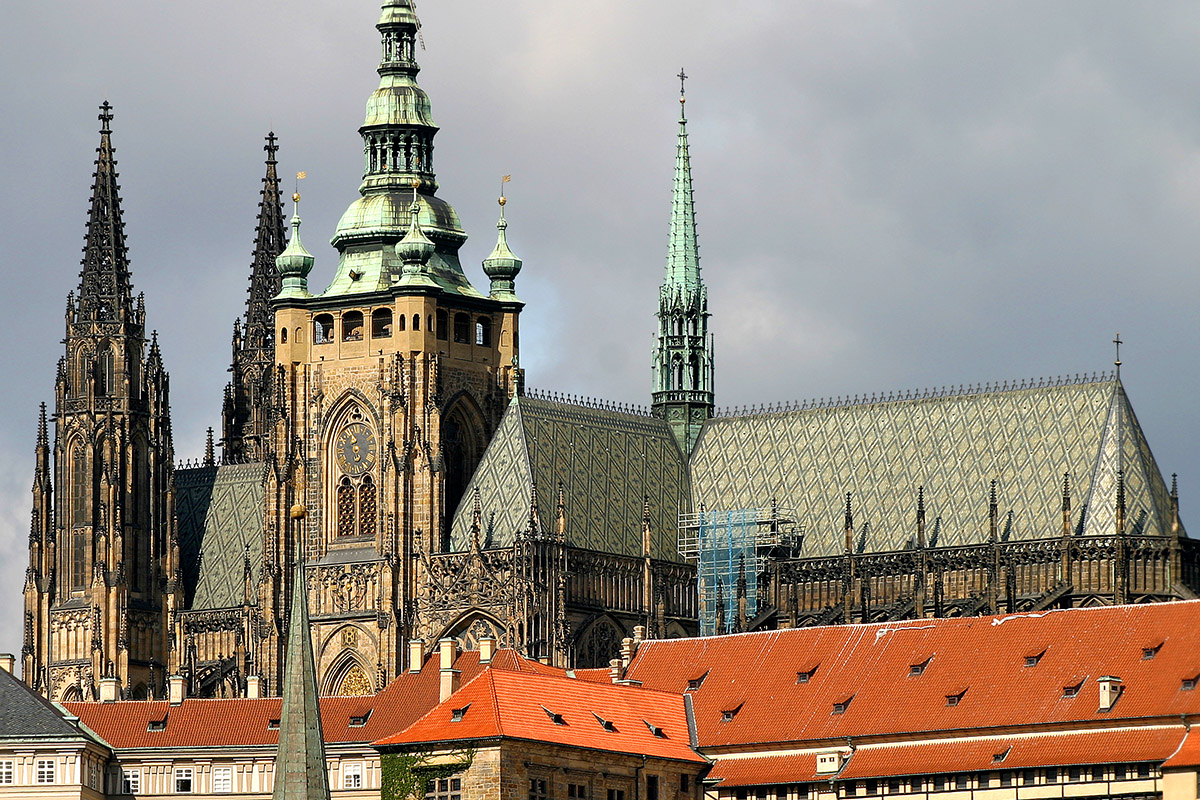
[122,768,141,794]
[344,761,364,789]
[36,758,56,784]
[212,766,233,793]
[174,767,194,793]
[0,761,12,785]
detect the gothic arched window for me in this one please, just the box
[97,346,114,396]
[436,309,448,341]
[337,477,356,538]
[71,451,88,527]
[476,317,492,347]
[372,309,393,338]
[359,476,377,540]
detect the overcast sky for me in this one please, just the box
[1,1,1198,656]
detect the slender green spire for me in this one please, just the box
[482,192,522,301]
[652,71,713,455]
[272,548,329,800]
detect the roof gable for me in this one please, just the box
[0,669,96,742]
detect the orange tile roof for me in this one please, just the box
[373,669,707,764]
[64,648,560,750]
[710,728,1185,787]
[624,601,1200,748]
[1163,728,1200,768]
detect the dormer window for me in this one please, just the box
[832,696,854,715]
[147,717,167,732]
[1062,679,1085,699]
[796,664,819,684]
[1143,642,1164,660]
[992,746,1012,763]
[720,703,744,723]
[1183,675,1199,691]
[451,704,471,723]
[945,688,968,706]
[686,671,709,692]
[1024,649,1046,668]
[267,718,281,730]
[349,709,372,727]
[909,656,933,677]
[643,720,666,738]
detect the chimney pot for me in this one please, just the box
[409,639,425,673]
[439,637,458,670]
[99,675,120,703]
[440,668,461,703]
[168,674,188,706]
[609,658,622,684]
[479,636,496,664]
[620,637,635,668]
[0,653,14,674]
[246,675,262,699]
[633,625,646,645]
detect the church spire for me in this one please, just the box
[651,71,714,455]
[77,102,133,323]
[272,546,330,800]
[243,132,286,347]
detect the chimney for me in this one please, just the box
[0,653,14,674]
[620,637,635,668]
[246,675,262,699]
[609,658,622,684]
[99,675,120,703]
[168,674,188,706]
[439,638,460,703]
[1098,676,1123,712]
[633,625,646,646]
[479,636,496,664]
[409,639,424,673]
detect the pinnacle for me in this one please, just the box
[77,102,134,323]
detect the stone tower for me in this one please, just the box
[258,0,523,695]
[24,103,180,700]
[223,133,287,463]
[652,78,714,454]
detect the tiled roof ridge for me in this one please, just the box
[634,597,1200,644]
[488,663,688,701]
[523,387,652,418]
[712,370,1118,419]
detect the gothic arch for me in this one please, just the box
[322,648,375,696]
[573,614,626,669]
[440,392,488,543]
[436,610,510,651]
[59,684,82,702]
[664,621,688,639]
[322,392,383,544]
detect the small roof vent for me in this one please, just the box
[541,706,566,726]
[643,720,667,738]
[146,716,168,732]
[592,712,617,732]
[451,703,471,723]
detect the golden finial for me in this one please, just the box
[289,503,307,520]
[293,171,307,206]
[292,192,301,203]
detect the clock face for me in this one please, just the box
[335,423,377,476]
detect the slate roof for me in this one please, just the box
[449,397,688,559]
[624,600,1200,748]
[176,463,266,609]
[63,649,558,750]
[0,668,98,742]
[692,375,1180,556]
[373,668,706,764]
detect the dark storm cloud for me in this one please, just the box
[1,1,1197,654]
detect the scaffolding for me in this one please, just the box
[679,506,802,635]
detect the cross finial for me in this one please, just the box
[264,131,279,162]
[99,101,113,134]
[678,68,688,97]
[1113,331,1123,376]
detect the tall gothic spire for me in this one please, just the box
[652,72,714,454]
[77,102,133,323]
[272,553,330,800]
[243,132,286,345]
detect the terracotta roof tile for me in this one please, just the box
[373,669,706,764]
[64,648,559,750]
[626,601,1200,748]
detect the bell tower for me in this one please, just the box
[652,73,714,454]
[261,0,523,696]
[24,103,179,700]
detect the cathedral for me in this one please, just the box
[21,0,1193,702]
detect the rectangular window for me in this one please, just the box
[865,779,878,795]
[908,777,922,792]
[680,775,690,794]
[569,784,589,799]
[607,790,626,800]
[530,777,549,800]
[999,771,1013,787]
[1021,769,1036,785]
[175,767,194,793]
[36,759,55,784]
[344,762,363,790]
[1114,764,1127,780]
[1045,768,1058,784]
[954,774,968,789]
[1068,766,1082,782]
[122,768,141,794]
[0,761,12,785]
[1137,764,1152,779]
[647,775,659,800]
[425,777,462,800]
[213,766,233,793]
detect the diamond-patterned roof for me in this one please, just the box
[176,463,266,609]
[691,376,1180,557]
[449,397,688,558]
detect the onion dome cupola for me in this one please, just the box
[275,193,316,300]
[395,181,438,288]
[326,1,481,299]
[482,194,522,301]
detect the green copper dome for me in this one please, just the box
[275,213,315,299]
[482,202,522,300]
